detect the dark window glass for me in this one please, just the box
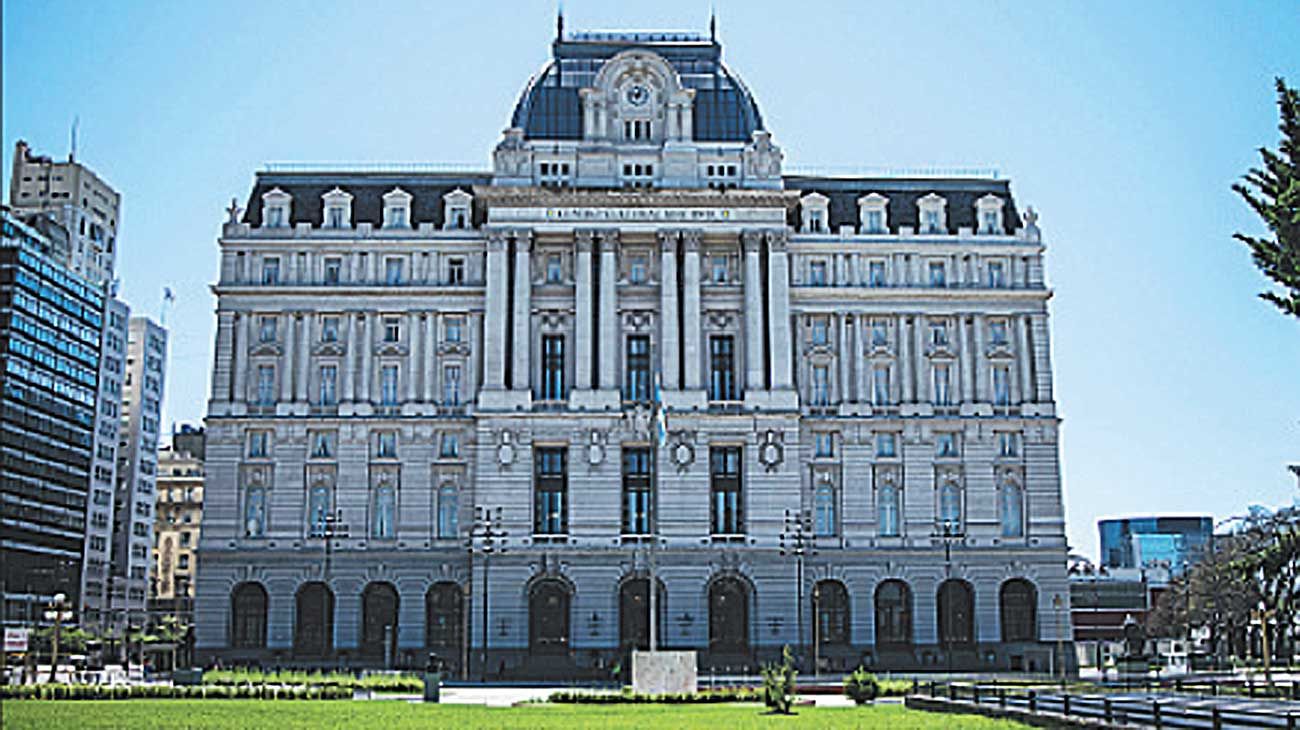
[542,335,565,400]
[624,335,650,401]
[815,580,850,645]
[708,577,749,653]
[529,580,571,652]
[534,448,567,535]
[1000,579,1037,642]
[938,580,975,645]
[294,582,334,656]
[622,447,653,535]
[426,583,462,655]
[360,582,399,659]
[709,336,737,401]
[875,580,913,645]
[230,582,267,649]
[710,447,742,534]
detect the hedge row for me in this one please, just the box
[549,687,763,704]
[0,683,352,701]
[202,669,422,692]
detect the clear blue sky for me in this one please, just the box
[4,0,1298,559]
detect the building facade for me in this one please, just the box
[197,26,1071,676]
[150,426,205,627]
[1098,516,1211,576]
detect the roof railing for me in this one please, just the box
[785,164,1001,180]
[262,162,489,174]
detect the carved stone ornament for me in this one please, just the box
[306,464,336,489]
[242,465,271,488]
[497,430,515,466]
[875,465,900,488]
[627,403,653,440]
[372,465,400,489]
[758,430,784,472]
[587,429,605,466]
[670,432,695,472]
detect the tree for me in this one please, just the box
[1233,77,1300,319]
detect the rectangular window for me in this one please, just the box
[622,447,653,535]
[814,483,837,537]
[875,432,897,458]
[383,316,401,343]
[534,448,568,535]
[258,316,277,343]
[266,207,284,228]
[998,431,1021,458]
[629,255,648,284]
[711,256,729,284]
[868,261,886,287]
[381,365,399,405]
[371,484,395,539]
[443,364,461,405]
[710,447,743,535]
[708,336,737,401]
[988,261,1006,288]
[546,254,563,283]
[933,364,952,406]
[327,207,345,228]
[375,431,398,459]
[262,257,280,285]
[865,209,884,233]
[324,257,341,285]
[993,366,1011,406]
[542,335,566,400]
[245,485,267,537]
[815,432,834,458]
[811,318,828,345]
[447,258,465,285]
[989,320,1008,346]
[437,486,459,539]
[319,365,337,405]
[923,209,942,233]
[307,484,331,535]
[935,432,959,458]
[321,316,340,342]
[439,432,460,458]
[310,430,336,459]
[624,335,650,401]
[928,261,946,287]
[930,321,949,348]
[445,316,463,343]
[247,430,269,458]
[256,365,275,405]
[873,366,891,405]
[871,320,888,347]
[385,258,404,285]
[812,365,830,406]
[981,210,1000,234]
[809,261,827,286]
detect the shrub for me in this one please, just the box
[761,645,798,715]
[843,667,880,705]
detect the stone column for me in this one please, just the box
[741,230,765,392]
[423,314,436,402]
[407,311,420,403]
[1017,315,1034,404]
[280,312,295,401]
[958,314,974,403]
[359,313,373,403]
[342,312,356,402]
[658,231,680,390]
[211,311,235,403]
[766,230,794,390]
[296,313,311,403]
[854,317,868,403]
[838,315,850,404]
[574,230,595,391]
[512,231,534,392]
[232,313,250,402]
[483,231,509,390]
[598,231,619,391]
[681,230,703,390]
[898,315,913,403]
[914,315,928,403]
[1030,313,1053,401]
[973,315,988,402]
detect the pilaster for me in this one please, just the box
[658,230,680,390]
[681,230,703,391]
[482,231,509,391]
[742,230,765,392]
[512,230,534,394]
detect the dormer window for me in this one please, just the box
[800,192,830,234]
[321,187,353,229]
[538,162,571,188]
[857,193,889,234]
[621,163,655,189]
[261,188,292,229]
[623,119,652,141]
[975,194,1005,235]
[917,193,947,234]
[382,187,413,229]
[809,260,828,287]
[442,189,472,230]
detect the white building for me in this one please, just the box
[196,24,1070,676]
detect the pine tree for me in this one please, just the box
[1233,77,1300,319]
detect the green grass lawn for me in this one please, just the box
[1,699,1026,729]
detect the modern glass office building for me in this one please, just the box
[1098,516,1212,575]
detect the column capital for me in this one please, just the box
[597,229,620,252]
[657,229,679,254]
[764,229,789,253]
[741,229,764,254]
[486,229,509,252]
[575,229,595,253]
[681,229,703,253]
[513,228,533,252]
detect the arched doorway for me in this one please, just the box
[708,576,749,655]
[619,577,665,652]
[426,582,463,668]
[874,580,913,646]
[230,582,268,649]
[814,580,850,647]
[529,580,571,655]
[294,582,334,656]
[1000,579,1037,642]
[937,579,975,646]
[361,582,399,663]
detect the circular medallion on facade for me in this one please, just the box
[625,84,650,107]
[588,444,604,465]
[497,444,514,465]
[674,442,694,467]
[761,442,782,467]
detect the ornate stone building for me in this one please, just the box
[196,25,1070,676]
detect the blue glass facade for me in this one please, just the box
[1098,516,1212,574]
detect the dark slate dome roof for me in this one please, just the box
[509,31,765,143]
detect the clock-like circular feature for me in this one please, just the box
[625,84,650,107]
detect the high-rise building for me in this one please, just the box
[0,207,105,626]
[8,141,121,287]
[1098,516,1212,576]
[109,317,168,627]
[150,426,204,628]
[197,24,1070,675]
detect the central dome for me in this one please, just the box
[509,30,765,143]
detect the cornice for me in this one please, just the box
[472,185,800,210]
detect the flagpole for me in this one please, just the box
[649,372,666,652]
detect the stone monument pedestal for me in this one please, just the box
[631,650,697,695]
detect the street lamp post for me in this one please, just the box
[779,509,815,672]
[1052,593,1066,687]
[309,509,350,660]
[937,518,961,677]
[471,506,507,682]
[43,593,73,683]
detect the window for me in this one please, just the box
[380,365,399,405]
[445,316,463,343]
[938,479,962,527]
[326,206,346,228]
[439,432,460,458]
[447,258,465,285]
[266,207,285,228]
[936,433,959,458]
[993,366,1011,406]
[868,261,886,287]
[872,366,891,406]
[812,365,830,406]
[998,432,1020,458]
[624,335,650,402]
[816,581,850,644]
[534,448,567,535]
[622,447,653,535]
[814,432,834,457]
[387,205,407,228]
[711,256,729,283]
[542,335,565,400]
[809,261,827,286]
[244,486,266,537]
[231,584,268,648]
[989,320,1008,346]
[871,320,888,347]
[938,580,975,645]
[324,257,341,285]
[1000,481,1025,538]
[814,481,837,536]
[262,257,280,285]
[875,432,896,458]
[371,482,395,539]
[256,365,275,405]
[385,258,404,285]
[930,321,949,348]
[383,317,400,343]
[933,364,952,406]
[710,447,743,535]
[430,485,458,539]
[928,261,946,288]
[307,484,332,535]
[258,316,277,343]
[1000,580,1037,641]
[878,482,901,537]
[546,254,563,283]
[988,261,1006,288]
[980,209,1002,235]
[321,316,339,342]
[180,531,192,547]
[442,364,461,405]
[247,430,270,458]
[178,554,190,570]
[708,336,737,401]
[865,209,884,233]
[811,317,828,345]
[875,580,912,644]
[318,365,337,406]
[629,256,648,284]
[375,431,397,459]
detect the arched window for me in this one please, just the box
[1000,579,1038,642]
[437,485,459,539]
[230,582,267,649]
[426,583,462,654]
[874,580,912,645]
[619,578,666,652]
[815,580,850,646]
[294,582,334,656]
[938,481,962,527]
[708,577,749,654]
[814,483,837,537]
[529,580,571,654]
[937,580,975,645]
[371,484,396,539]
[1000,482,1024,538]
[878,484,901,537]
[361,582,399,660]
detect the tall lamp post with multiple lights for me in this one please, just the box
[43,593,73,683]
[470,506,507,682]
[779,509,815,671]
[309,508,350,660]
[937,518,962,676]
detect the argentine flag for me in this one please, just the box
[652,371,668,448]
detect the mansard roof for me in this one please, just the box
[782,175,1023,234]
[510,30,764,143]
[241,171,491,229]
